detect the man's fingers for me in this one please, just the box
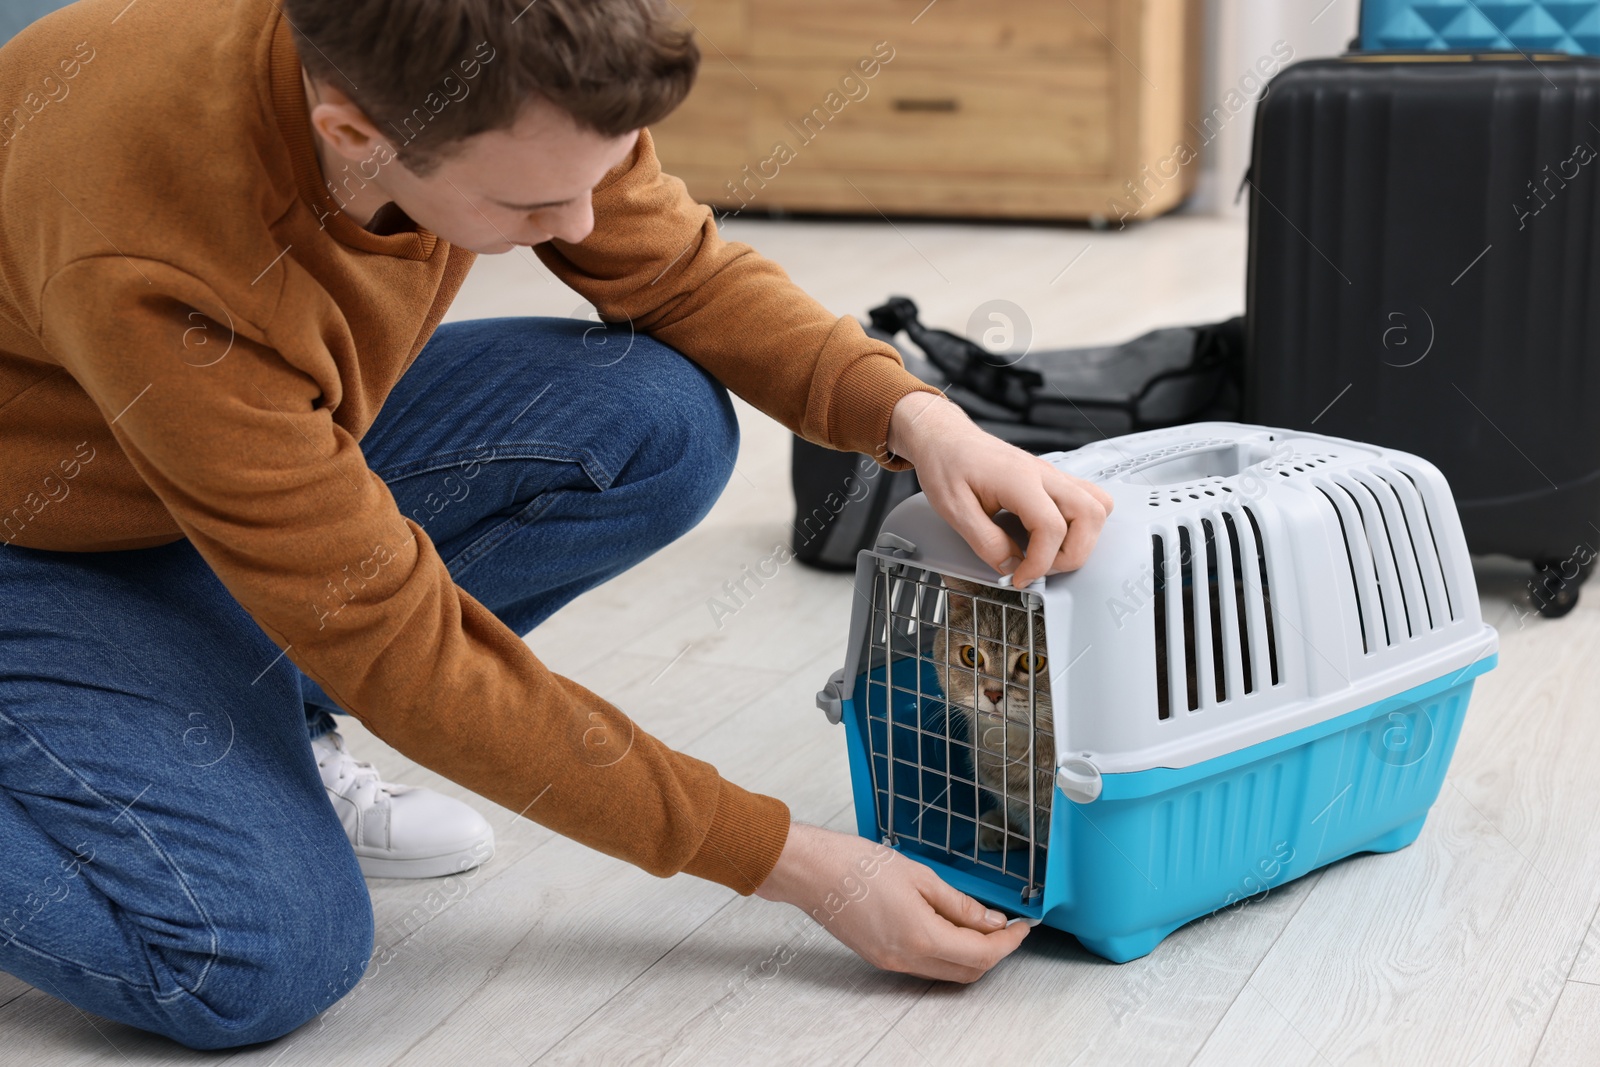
[938,484,1025,575]
[925,451,1113,584]
[910,923,1031,980]
[1008,488,1068,586]
[919,870,1008,931]
[1044,479,1110,573]
[1077,474,1116,514]
[911,873,1032,975]
[908,921,1030,985]
[1033,460,1114,515]
[902,928,1029,983]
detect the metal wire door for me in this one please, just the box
[860,558,1052,906]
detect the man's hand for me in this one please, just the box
[887,392,1114,587]
[755,823,1031,982]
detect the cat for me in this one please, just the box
[932,577,1055,854]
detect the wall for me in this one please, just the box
[1187,0,1360,217]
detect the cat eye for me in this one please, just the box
[1015,652,1047,675]
[957,645,984,669]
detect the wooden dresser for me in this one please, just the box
[650,0,1201,222]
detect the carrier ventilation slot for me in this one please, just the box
[1222,513,1254,694]
[1152,535,1170,720]
[1202,520,1227,702]
[1397,469,1457,622]
[1319,468,1455,653]
[1177,526,1199,710]
[1153,509,1278,720]
[1242,507,1280,686]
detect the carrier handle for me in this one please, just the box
[1118,439,1238,476]
[1097,438,1276,486]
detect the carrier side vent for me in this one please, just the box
[1152,508,1279,721]
[1316,466,1455,654]
[1393,469,1457,622]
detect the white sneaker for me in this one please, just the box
[311,730,495,879]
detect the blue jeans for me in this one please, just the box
[0,318,738,1049]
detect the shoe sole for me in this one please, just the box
[355,835,495,880]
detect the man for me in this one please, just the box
[0,0,1111,1049]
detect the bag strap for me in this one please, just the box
[1126,316,1243,428]
[869,296,1244,428]
[868,296,1043,412]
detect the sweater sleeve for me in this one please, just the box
[535,129,942,470]
[38,256,791,894]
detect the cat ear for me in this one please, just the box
[942,576,976,621]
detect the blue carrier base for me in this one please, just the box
[843,654,1495,963]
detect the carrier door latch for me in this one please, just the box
[1056,756,1103,804]
[816,668,848,725]
[874,532,917,558]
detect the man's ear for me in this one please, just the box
[306,80,393,164]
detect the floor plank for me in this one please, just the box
[1562,924,1600,986]
[1532,982,1600,1066]
[0,969,30,1010]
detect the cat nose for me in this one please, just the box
[983,687,1004,704]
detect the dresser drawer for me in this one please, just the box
[744,62,1113,178]
[654,0,1197,221]
[746,0,1115,61]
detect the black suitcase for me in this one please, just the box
[792,299,1243,569]
[1245,53,1600,616]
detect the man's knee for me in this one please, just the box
[619,340,739,538]
[158,870,373,1049]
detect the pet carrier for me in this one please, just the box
[816,422,1498,963]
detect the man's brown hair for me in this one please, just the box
[284,0,700,174]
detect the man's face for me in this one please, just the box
[308,79,639,254]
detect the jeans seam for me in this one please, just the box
[374,443,614,489]
[443,488,569,581]
[0,709,222,1001]
[0,925,160,993]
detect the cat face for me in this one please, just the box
[932,577,1053,737]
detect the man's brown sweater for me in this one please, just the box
[0,0,935,892]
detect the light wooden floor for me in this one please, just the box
[6,213,1599,1066]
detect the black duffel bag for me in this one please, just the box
[791,297,1244,570]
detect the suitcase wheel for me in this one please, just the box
[1530,558,1591,619]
